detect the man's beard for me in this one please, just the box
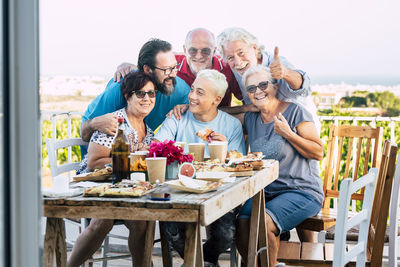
[155,76,176,96]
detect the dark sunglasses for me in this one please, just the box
[132,90,156,99]
[188,47,212,57]
[246,81,270,94]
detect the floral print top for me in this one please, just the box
[77,108,153,174]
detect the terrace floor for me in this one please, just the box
[41,219,399,266]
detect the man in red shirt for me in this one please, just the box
[114,28,243,107]
[175,28,242,107]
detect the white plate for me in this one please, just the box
[165,180,220,194]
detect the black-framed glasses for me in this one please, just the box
[188,47,212,57]
[132,90,156,99]
[153,64,180,76]
[246,81,270,94]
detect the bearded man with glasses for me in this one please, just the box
[79,38,191,158]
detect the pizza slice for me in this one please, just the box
[83,184,110,196]
[225,162,253,172]
[196,128,214,142]
[248,160,264,170]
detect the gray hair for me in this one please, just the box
[185,28,215,48]
[196,69,228,97]
[242,65,273,86]
[216,27,265,59]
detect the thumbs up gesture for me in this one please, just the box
[269,46,287,80]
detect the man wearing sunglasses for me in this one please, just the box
[79,39,191,157]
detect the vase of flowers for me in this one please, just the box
[148,140,193,179]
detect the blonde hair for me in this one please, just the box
[196,69,228,97]
[216,27,264,59]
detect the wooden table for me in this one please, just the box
[43,160,279,267]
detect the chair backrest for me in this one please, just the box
[367,140,398,265]
[333,168,378,267]
[388,153,400,267]
[46,138,88,177]
[322,124,383,209]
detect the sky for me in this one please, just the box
[40,0,400,83]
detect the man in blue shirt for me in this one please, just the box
[156,69,245,267]
[80,39,190,156]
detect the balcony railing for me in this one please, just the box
[41,111,400,142]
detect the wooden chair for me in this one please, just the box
[388,153,400,267]
[45,137,131,267]
[320,140,400,265]
[278,140,398,266]
[297,124,383,233]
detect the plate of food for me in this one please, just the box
[166,179,222,194]
[73,167,113,182]
[83,180,156,197]
[195,171,234,182]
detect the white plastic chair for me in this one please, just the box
[389,155,400,267]
[276,168,378,266]
[333,168,378,267]
[45,137,130,267]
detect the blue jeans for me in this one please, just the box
[238,190,322,234]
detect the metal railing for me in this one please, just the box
[41,111,400,142]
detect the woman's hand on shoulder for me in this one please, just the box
[166,104,189,120]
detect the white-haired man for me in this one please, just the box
[216,27,319,126]
[154,69,245,267]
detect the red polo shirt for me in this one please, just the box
[175,55,243,107]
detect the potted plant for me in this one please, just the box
[148,140,193,179]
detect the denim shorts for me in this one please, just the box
[238,190,322,234]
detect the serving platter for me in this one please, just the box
[72,173,112,182]
[165,180,221,194]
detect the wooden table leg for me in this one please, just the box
[159,222,173,267]
[257,190,269,267]
[143,221,156,267]
[44,218,67,267]
[247,191,261,267]
[195,225,203,267]
[183,222,203,267]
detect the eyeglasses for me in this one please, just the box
[188,47,212,57]
[133,90,156,99]
[153,64,180,76]
[246,81,270,94]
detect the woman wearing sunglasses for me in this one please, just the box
[69,71,156,267]
[233,65,324,267]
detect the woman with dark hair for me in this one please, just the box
[69,71,156,267]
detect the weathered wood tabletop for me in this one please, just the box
[43,160,279,267]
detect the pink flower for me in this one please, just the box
[148,140,193,165]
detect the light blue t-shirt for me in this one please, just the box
[81,76,190,157]
[154,110,246,157]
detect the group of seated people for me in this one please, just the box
[68,27,324,267]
